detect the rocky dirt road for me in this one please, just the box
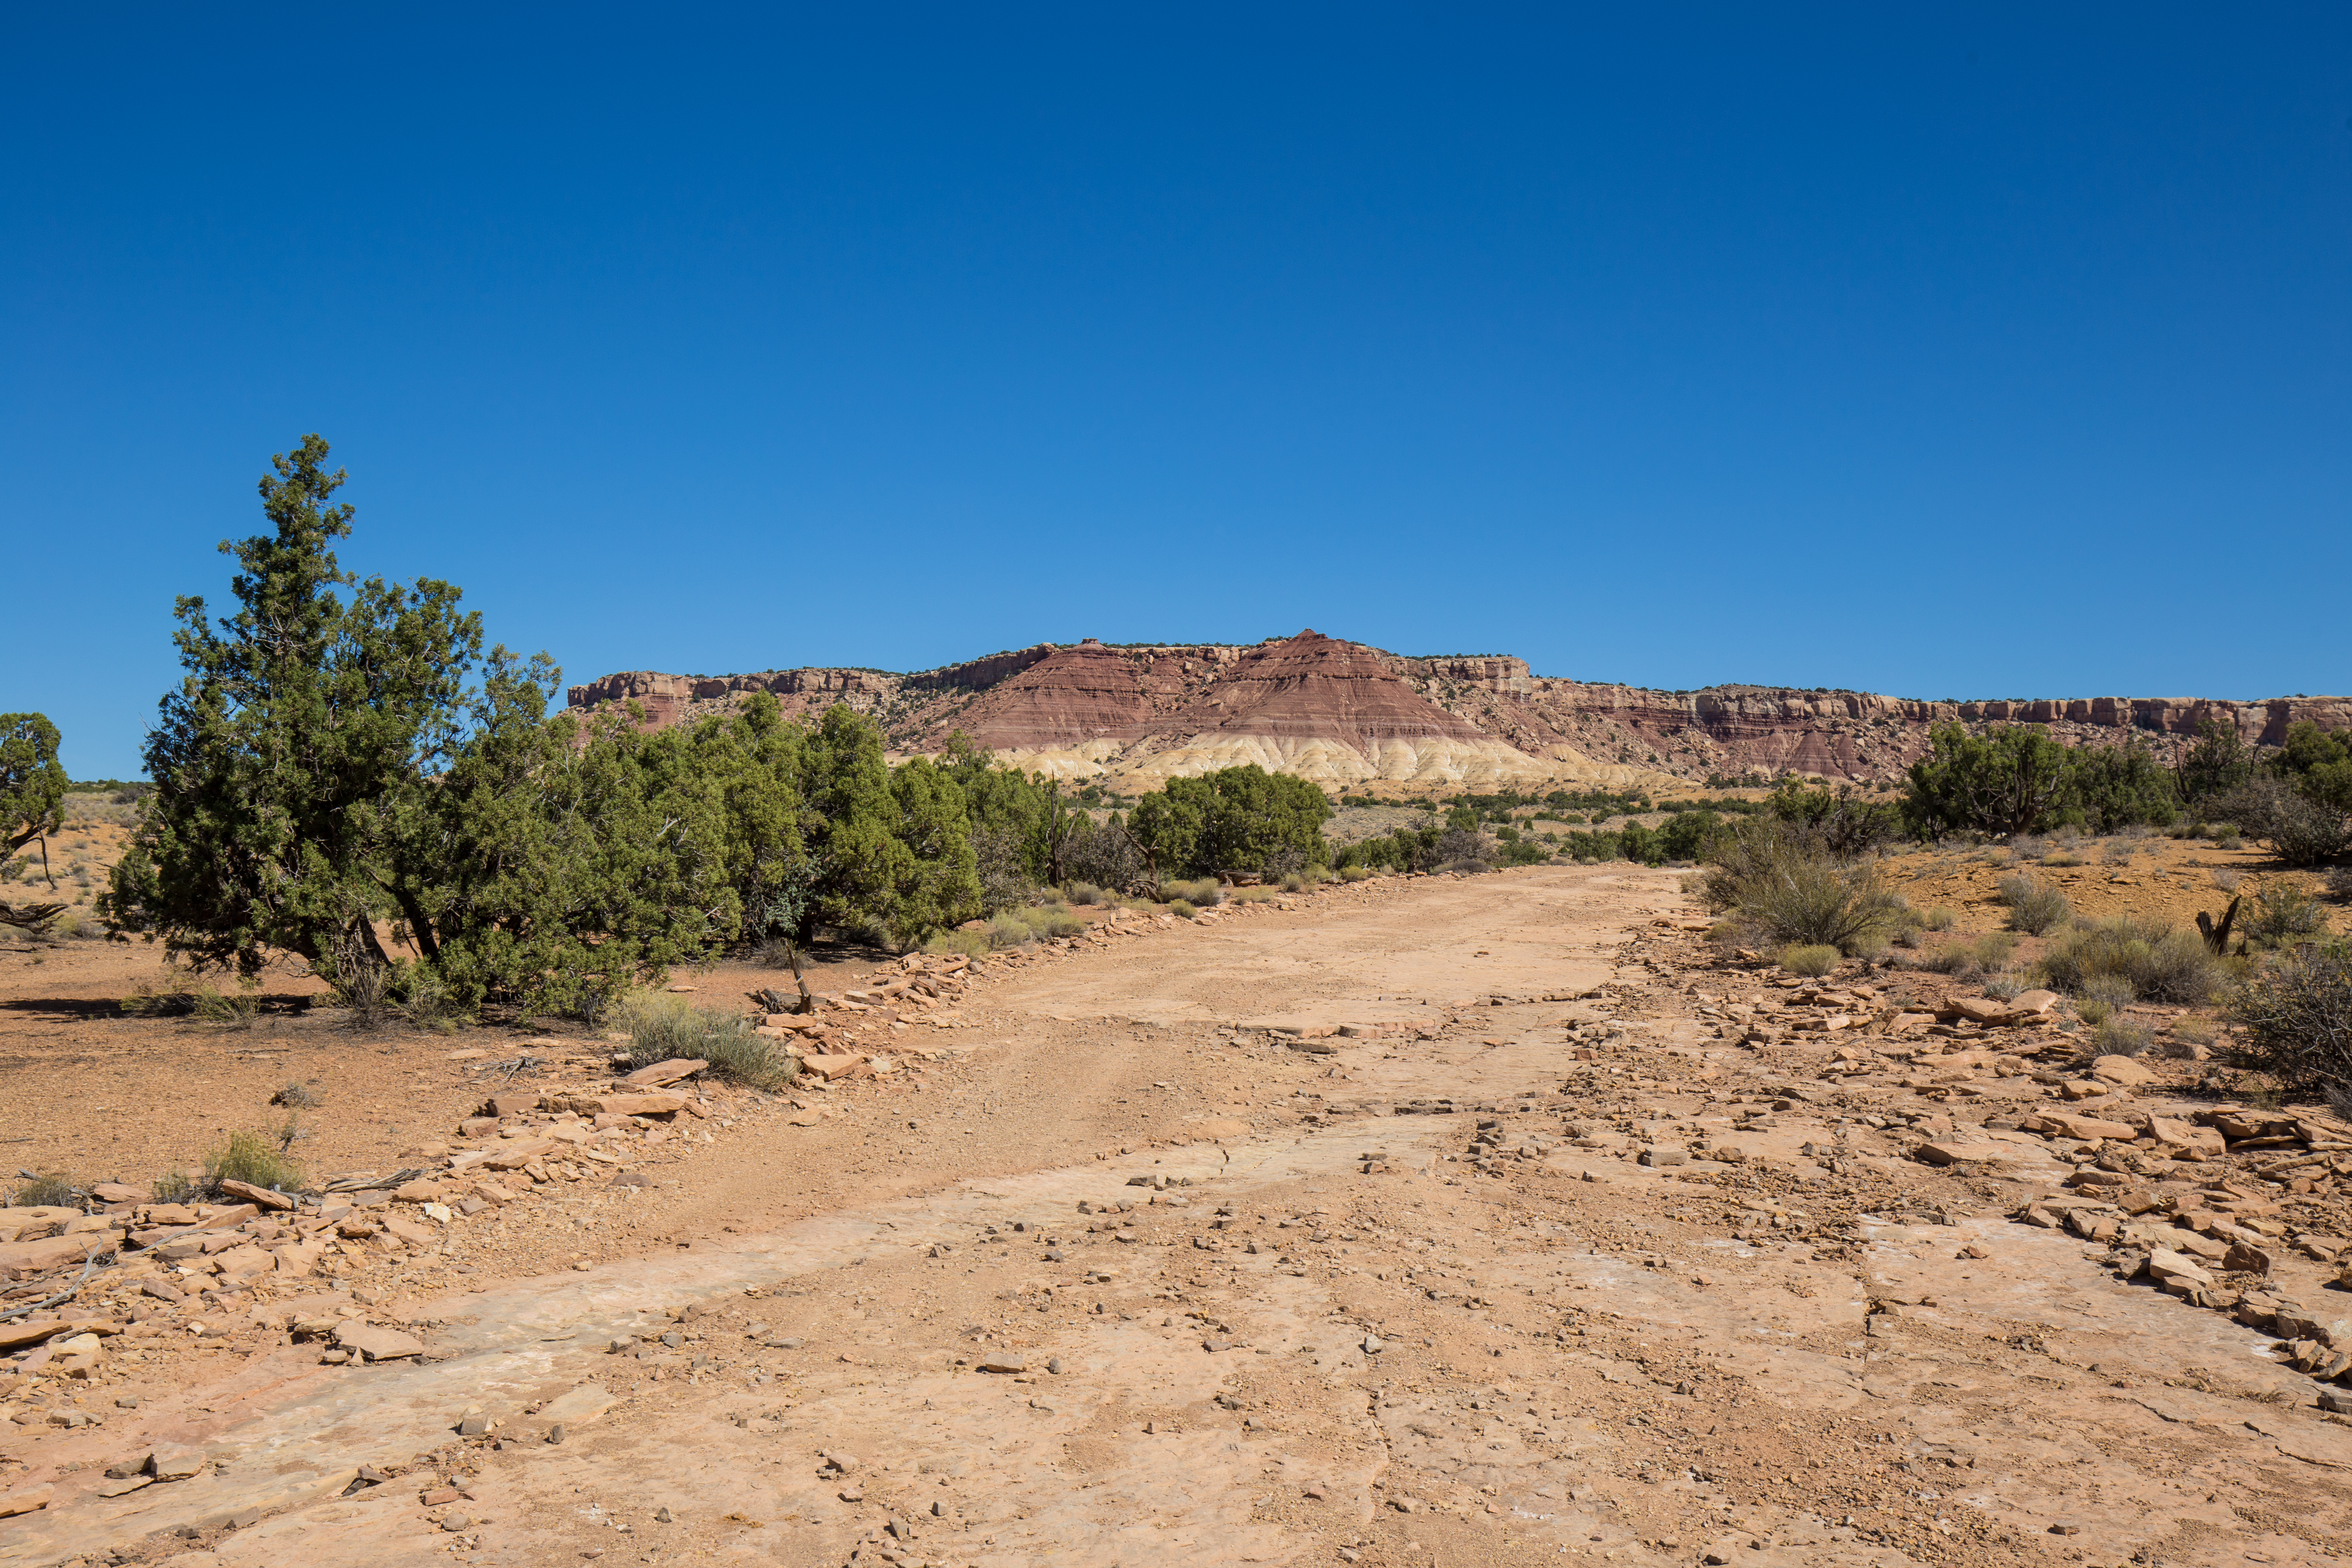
[4,867,2349,1568]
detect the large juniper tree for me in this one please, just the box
[104,435,484,978]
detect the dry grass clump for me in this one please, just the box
[2040,915,2221,1004]
[2091,1016,2154,1058]
[1995,872,2072,936]
[616,993,794,1089]
[1776,943,1842,977]
[203,1130,302,1194]
[6,1171,79,1207]
[1167,898,1199,919]
[1339,865,1375,883]
[1065,882,1107,905]
[1159,878,1225,907]
[1917,931,2020,979]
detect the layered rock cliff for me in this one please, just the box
[567,633,2348,790]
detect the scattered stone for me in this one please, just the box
[622,1058,709,1088]
[975,1354,1028,1373]
[333,1322,426,1362]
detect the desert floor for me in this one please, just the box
[2,859,2349,1568]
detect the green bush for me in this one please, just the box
[204,1130,302,1193]
[1696,818,1906,954]
[1778,944,1842,977]
[1167,898,1198,919]
[1129,766,1332,879]
[1339,864,1375,883]
[2226,942,2352,1099]
[2040,916,2220,1004]
[1065,882,1106,905]
[1995,873,2072,935]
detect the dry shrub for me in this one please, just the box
[204,1130,302,1194]
[2041,916,2221,1004]
[1065,882,1106,905]
[2226,943,2352,1100]
[2242,883,2329,951]
[1777,944,1841,977]
[7,1171,78,1207]
[1996,872,2071,936]
[1167,898,1198,919]
[1696,819,1905,955]
[2092,1017,2153,1058]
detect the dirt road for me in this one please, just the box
[4,867,2349,1568]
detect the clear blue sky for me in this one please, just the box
[6,4,2348,781]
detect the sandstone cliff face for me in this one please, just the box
[567,636,2346,789]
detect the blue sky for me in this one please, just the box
[6,4,2348,781]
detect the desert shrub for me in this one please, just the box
[204,1130,301,1193]
[2226,942,2352,1099]
[2041,916,2220,1004]
[2327,865,2352,901]
[922,929,990,960]
[1995,873,2072,936]
[1279,871,1306,893]
[1167,898,1198,919]
[2168,1016,2216,1047]
[2220,775,2350,866]
[150,1171,194,1204]
[1920,905,1956,931]
[1231,884,1278,903]
[272,1081,322,1109]
[2092,1017,2153,1058]
[2212,825,2242,848]
[1030,907,1085,938]
[2242,883,2329,951]
[2212,869,2243,894]
[1695,818,1906,955]
[1339,864,1374,883]
[2041,851,2083,868]
[1158,877,1224,907]
[1065,882,1105,906]
[1759,782,1897,854]
[6,1171,78,1207]
[1983,972,2024,1001]
[985,911,1038,949]
[616,993,792,1088]
[2100,838,2136,864]
[1777,943,1842,977]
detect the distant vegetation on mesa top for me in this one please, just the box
[568,637,2351,791]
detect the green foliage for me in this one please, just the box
[2065,741,2178,833]
[1657,809,1730,863]
[1696,817,1907,954]
[1761,780,1899,854]
[104,436,487,981]
[2176,718,2255,808]
[204,1129,302,1192]
[2040,916,2221,1004]
[0,713,68,859]
[1901,723,2073,840]
[1128,766,1331,879]
[1616,822,1662,866]
[2226,940,2352,1099]
[1777,943,1841,977]
[1994,872,2072,935]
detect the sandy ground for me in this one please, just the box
[3,866,2350,1568]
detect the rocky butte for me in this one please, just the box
[567,629,2350,789]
